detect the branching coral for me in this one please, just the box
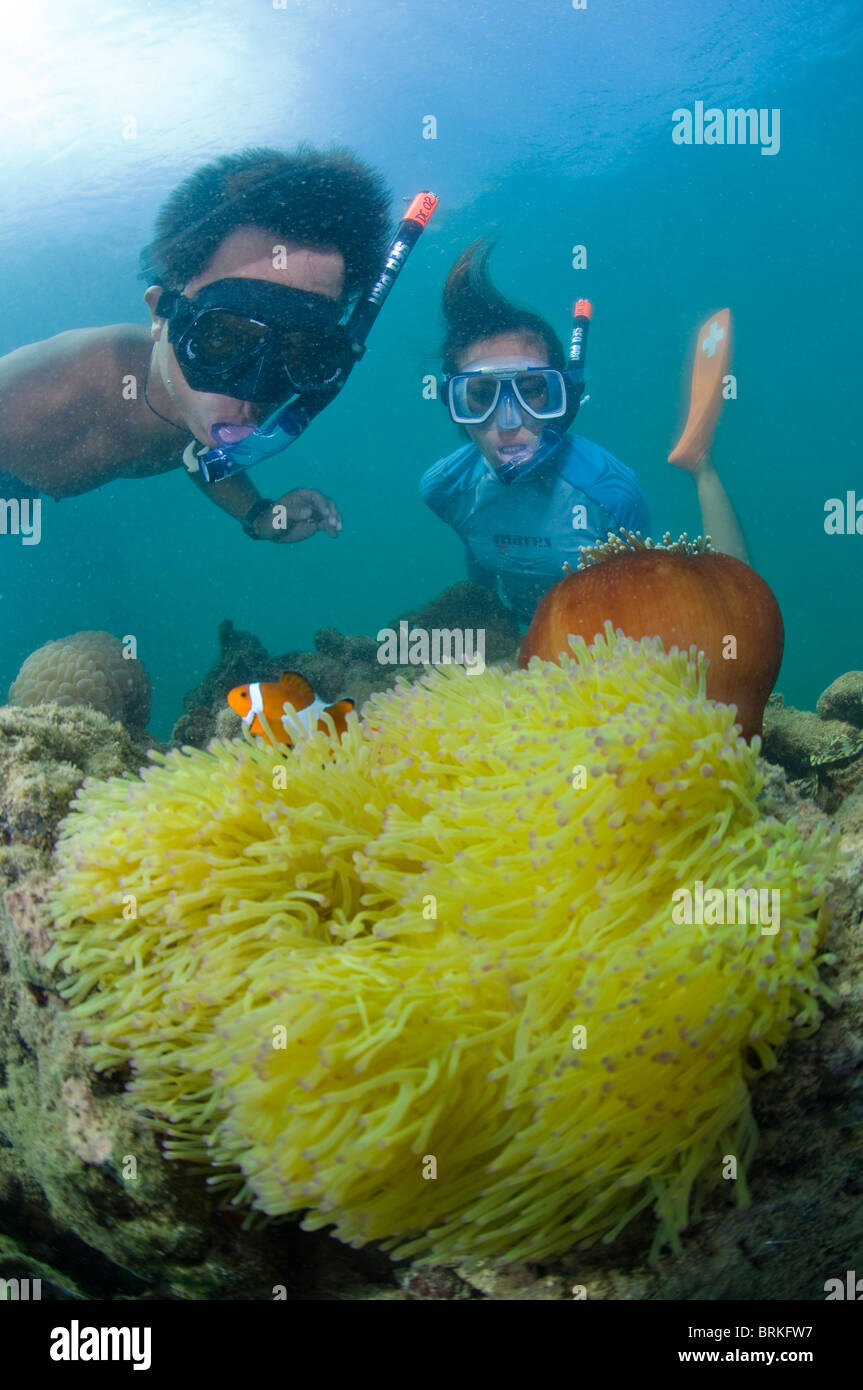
[48,627,838,1265]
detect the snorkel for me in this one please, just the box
[183,192,438,484]
[568,297,591,414]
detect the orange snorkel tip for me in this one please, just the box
[569,299,593,368]
[404,191,439,227]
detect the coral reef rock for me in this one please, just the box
[817,671,863,729]
[172,582,520,748]
[8,631,151,732]
[763,690,863,809]
[0,704,157,886]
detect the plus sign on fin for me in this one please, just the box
[702,320,725,357]
[668,308,732,470]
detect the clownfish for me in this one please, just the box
[227,671,355,747]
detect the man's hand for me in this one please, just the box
[256,488,342,542]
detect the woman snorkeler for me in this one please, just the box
[420,240,747,625]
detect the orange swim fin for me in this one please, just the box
[668,308,731,471]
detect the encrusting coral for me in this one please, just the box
[48,627,838,1266]
[0,703,157,886]
[8,631,151,731]
[817,671,863,729]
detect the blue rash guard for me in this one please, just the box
[420,434,650,625]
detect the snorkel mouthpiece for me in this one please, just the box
[493,426,564,485]
[194,192,438,483]
[210,423,256,446]
[195,401,313,483]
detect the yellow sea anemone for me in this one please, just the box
[48,628,838,1264]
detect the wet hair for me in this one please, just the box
[441,239,566,374]
[141,146,392,299]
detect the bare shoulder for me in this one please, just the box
[0,324,150,398]
[0,324,155,495]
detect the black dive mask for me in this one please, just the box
[155,278,353,402]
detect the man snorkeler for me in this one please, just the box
[421,240,747,624]
[0,148,393,543]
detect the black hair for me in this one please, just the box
[141,146,392,300]
[440,238,566,374]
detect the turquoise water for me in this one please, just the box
[1,0,862,739]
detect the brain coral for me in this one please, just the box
[48,627,837,1265]
[9,631,151,730]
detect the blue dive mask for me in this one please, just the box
[442,356,578,485]
[443,365,571,426]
